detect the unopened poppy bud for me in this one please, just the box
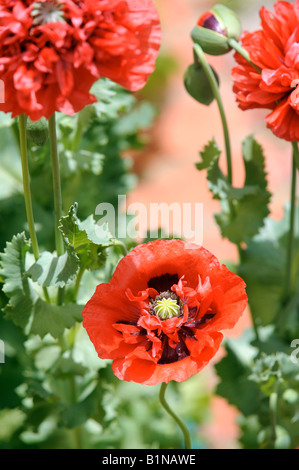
[184,62,219,106]
[26,117,49,146]
[191,4,242,55]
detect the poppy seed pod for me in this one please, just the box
[184,62,219,106]
[191,4,242,56]
[26,117,49,147]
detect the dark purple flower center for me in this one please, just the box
[202,14,226,36]
[148,273,179,292]
[116,271,217,365]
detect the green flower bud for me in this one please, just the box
[191,4,242,56]
[26,117,49,146]
[184,62,219,106]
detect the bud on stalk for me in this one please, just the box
[26,117,49,146]
[191,4,242,56]
[184,61,219,106]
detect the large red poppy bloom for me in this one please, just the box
[82,239,247,385]
[0,0,161,120]
[232,0,299,142]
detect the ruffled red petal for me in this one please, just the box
[112,331,224,385]
[232,1,299,142]
[82,239,248,385]
[0,0,161,119]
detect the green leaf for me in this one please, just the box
[50,357,88,379]
[30,298,83,339]
[0,233,34,328]
[239,205,299,327]
[59,203,115,271]
[215,329,260,416]
[196,135,271,245]
[195,138,221,170]
[59,382,106,429]
[0,408,26,442]
[113,101,157,136]
[26,249,79,288]
[90,78,136,121]
[0,112,13,128]
[63,149,104,176]
[249,352,299,394]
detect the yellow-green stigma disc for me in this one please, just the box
[154,297,181,320]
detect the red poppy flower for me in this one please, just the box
[232,0,299,142]
[82,239,248,385]
[0,0,161,120]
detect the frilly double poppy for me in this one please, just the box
[232,0,299,142]
[82,239,248,385]
[0,0,161,120]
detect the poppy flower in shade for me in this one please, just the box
[82,239,248,386]
[0,0,161,120]
[232,0,299,142]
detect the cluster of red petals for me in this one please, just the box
[0,0,161,120]
[82,239,248,385]
[232,0,299,142]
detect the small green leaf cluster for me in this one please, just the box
[0,71,212,449]
[196,136,271,245]
[196,133,299,449]
[0,78,167,449]
[0,78,156,253]
[215,332,299,449]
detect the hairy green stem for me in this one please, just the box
[193,44,263,340]
[193,43,232,185]
[269,392,278,445]
[113,239,128,257]
[283,143,298,304]
[48,113,64,257]
[159,382,191,449]
[73,265,85,302]
[48,113,65,305]
[19,115,41,260]
[18,114,50,303]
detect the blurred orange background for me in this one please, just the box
[127,0,294,448]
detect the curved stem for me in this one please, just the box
[18,115,50,303]
[193,43,232,184]
[159,382,191,449]
[113,239,128,257]
[283,142,298,305]
[227,38,261,73]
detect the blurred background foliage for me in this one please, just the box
[1,0,298,451]
[0,50,213,449]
